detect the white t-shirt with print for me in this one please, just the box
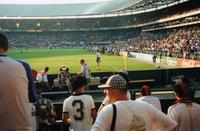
[63,94,95,131]
[92,100,176,131]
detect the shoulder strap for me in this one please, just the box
[110,104,117,131]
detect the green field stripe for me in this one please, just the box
[103,59,122,72]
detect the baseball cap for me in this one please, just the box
[98,74,127,89]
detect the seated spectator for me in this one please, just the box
[167,78,200,131]
[58,67,70,91]
[35,82,56,131]
[135,85,162,111]
[36,67,50,91]
[92,74,177,131]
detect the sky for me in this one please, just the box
[0,0,111,4]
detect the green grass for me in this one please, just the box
[7,48,157,74]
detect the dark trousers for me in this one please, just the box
[37,123,50,131]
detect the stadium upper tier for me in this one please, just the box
[0,0,188,17]
[0,0,140,17]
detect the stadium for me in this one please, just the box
[1,0,200,130]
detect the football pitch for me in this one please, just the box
[8,48,158,74]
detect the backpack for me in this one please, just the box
[35,98,54,125]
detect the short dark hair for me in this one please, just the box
[141,85,151,96]
[0,33,9,51]
[173,82,190,98]
[70,75,87,92]
[80,59,85,63]
[44,67,49,72]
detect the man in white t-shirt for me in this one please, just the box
[97,71,131,113]
[36,67,49,83]
[91,74,176,131]
[167,79,200,131]
[0,33,32,130]
[80,59,91,82]
[36,67,50,91]
[96,50,101,70]
[136,85,162,111]
[62,75,96,131]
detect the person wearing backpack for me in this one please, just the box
[35,82,56,131]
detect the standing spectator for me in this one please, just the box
[96,50,101,70]
[136,85,162,111]
[0,32,33,130]
[18,60,37,131]
[80,59,91,83]
[92,74,176,131]
[97,71,131,113]
[62,75,96,131]
[36,67,50,91]
[167,79,200,131]
[35,82,56,131]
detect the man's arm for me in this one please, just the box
[62,112,71,125]
[18,60,36,103]
[49,102,56,123]
[91,108,97,123]
[150,104,177,131]
[91,105,113,131]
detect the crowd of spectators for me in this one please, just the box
[6,30,139,49]
[5,24,200,60]
[128,26,200,59]
[87,25,200,60]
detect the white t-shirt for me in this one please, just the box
[63,94,95,131]
[96,52,101,59]
[92,100,176,131]
[167,102,200,131]
[81,64,90,79]
[0,56,31,131]
[36,70,48,82]
[136,96,162,111]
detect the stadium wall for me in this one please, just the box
[130,51,200,68]
[47,67,200,88]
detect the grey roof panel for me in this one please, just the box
[0,0,138,17]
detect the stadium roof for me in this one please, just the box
[0,0,139,17]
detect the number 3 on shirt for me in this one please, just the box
[72,100,84,120]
